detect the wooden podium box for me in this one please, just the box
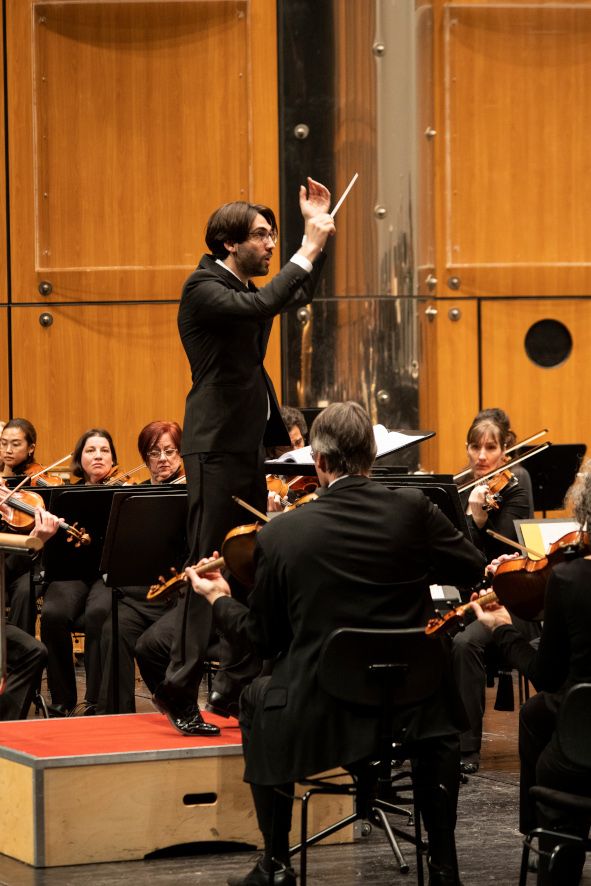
[0,713,353,868]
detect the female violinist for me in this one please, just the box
[138,420,184,485]
[0,418,44,633]
[40,427,118,715]
[70,428,118,485]
[0,418,40,480]
[96,421,189,716]
[453,408,538,775]
[472,463,591,885]
[460,408,534,561]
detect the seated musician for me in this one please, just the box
[471,462,591,886]
[0,418,39,480]
[452,408,538,775]
[0,508,60,720]
[0,418,45,634]
[39,428,118,715]
[266,406,310,512]
[186,401,485,886]
[96,421,198,716]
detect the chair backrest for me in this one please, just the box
[557,682,591,770]
[317,626,445,709]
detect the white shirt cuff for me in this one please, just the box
[289,253,313,274]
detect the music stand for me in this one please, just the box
[100,492,188,713]
[514,444,586,515]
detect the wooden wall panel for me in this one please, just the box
[0,310,8,421]
[10,303,191,471]
[481,300,591,458]
[0,19,7,306]
[419,299,479,473]
[4,0,283,441]
[6,0,275,303]
[435,1,591,297]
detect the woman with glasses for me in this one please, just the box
[0,418,40,479]
[138,420,184,485]
[97,421,211,724]
[40,427,119,715]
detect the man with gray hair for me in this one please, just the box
[187,401,484,886]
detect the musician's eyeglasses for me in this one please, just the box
[248,228,278,246]
[147,448,178,461]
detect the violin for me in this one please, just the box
[0,487,91,547]
[266,473,318,506]
[105,463,146,486]
[425,530,590,637]
[481,469,517,511]
[147,521,263,599]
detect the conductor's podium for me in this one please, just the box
[0,712,353,867]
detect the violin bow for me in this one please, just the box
[453,429,549,482]
[485,529,545,560]
[26,453,72,483]
[232,496,270,524]
[458,442,550,494]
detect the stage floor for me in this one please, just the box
[0,675,588,884]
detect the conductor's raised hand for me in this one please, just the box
[299,177,331,219]
[185,554,231,606]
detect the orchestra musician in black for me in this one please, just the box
[186,402,484,886]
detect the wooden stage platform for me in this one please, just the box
[0,712,352,869]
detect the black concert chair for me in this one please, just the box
[289,624,457,886]
[519,683,591,885]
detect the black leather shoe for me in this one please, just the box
[227,858,296,886]
[152,695,220,737]
[460,753,480,775]
[206,689,240,719]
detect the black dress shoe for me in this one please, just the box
[227,857,296,886]
[459,753,480,775]
[206,689,240,719]
[152,695,220,737]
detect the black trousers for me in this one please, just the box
[519,692,591,885]
[452,614,541,755]
[157,449,265,712]
[239,677,462,872]
[96,590,171,714]
[0,625,47,720]
[40,577,111,709]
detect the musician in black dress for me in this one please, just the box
[452,409,536,774]
[0,419,43,635]
[96,421,205,719]
[472,461,591,885]
[40,429,117,715]
[0,508,60,720]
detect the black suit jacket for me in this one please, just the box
[178,253,326,454]
[213,476,485,785]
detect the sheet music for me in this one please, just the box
[265,424,433,466]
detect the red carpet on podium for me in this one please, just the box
[0,712,241,759]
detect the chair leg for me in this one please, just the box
[372,806,410,874]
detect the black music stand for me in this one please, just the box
[100,492,187,713]
[515,444,586,516]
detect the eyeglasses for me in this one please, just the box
[248,228,278,246]
[147,447,178,461]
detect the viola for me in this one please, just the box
[147,521,263,599]
[0,487,91,547]
[425,530,590,637]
